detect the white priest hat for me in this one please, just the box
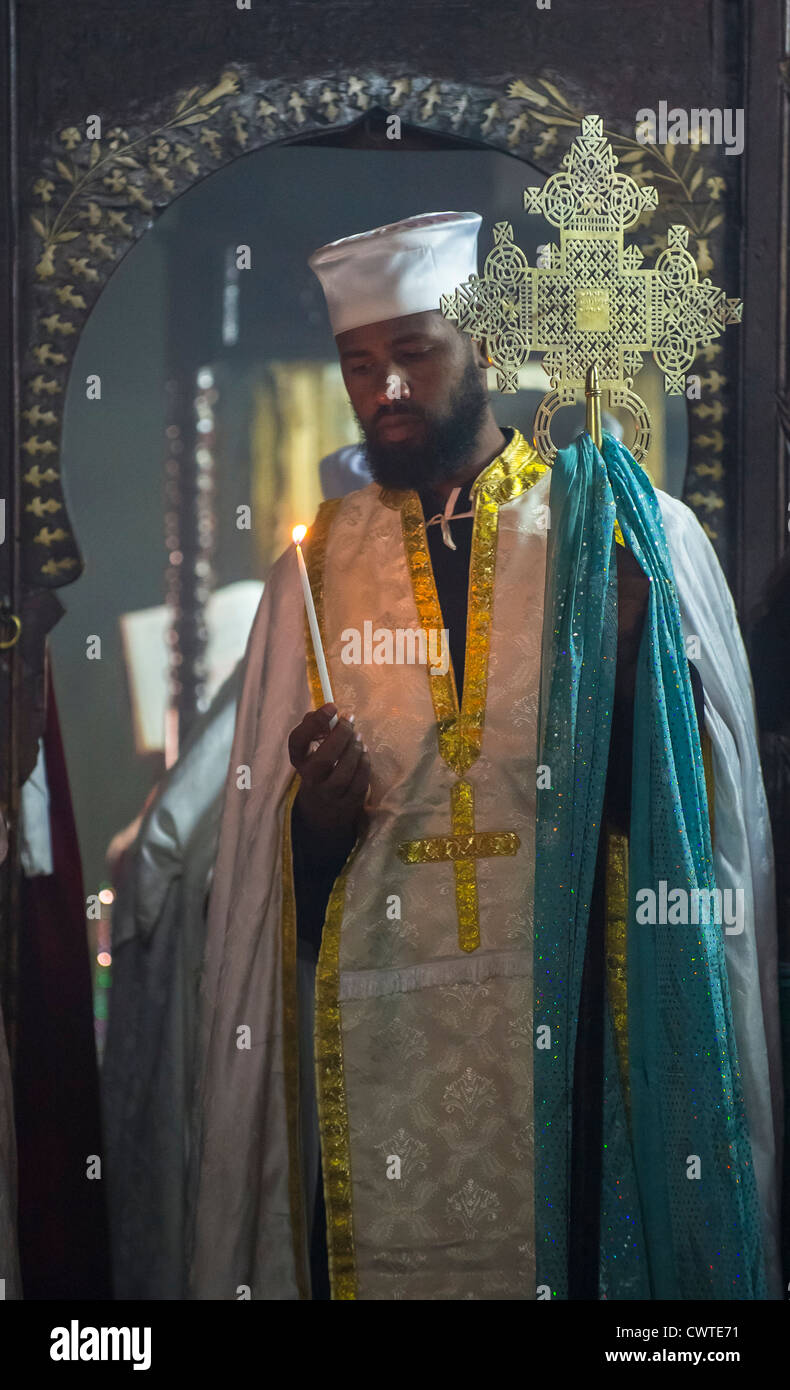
[308,211,481,336]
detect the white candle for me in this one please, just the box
[293,525,338,729]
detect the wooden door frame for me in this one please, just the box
[737,0,790,620]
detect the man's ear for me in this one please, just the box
[470,336,491,370]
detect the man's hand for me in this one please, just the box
[288,703,370,859]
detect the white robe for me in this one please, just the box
[657,492,782,1295]
[188,469,782,1299]
[103,663,243,1299]
[104,444,369,1299]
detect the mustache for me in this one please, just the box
[373,402,424,424]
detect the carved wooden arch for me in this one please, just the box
[20,63,736,593]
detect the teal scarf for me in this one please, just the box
[533,431,765,1299]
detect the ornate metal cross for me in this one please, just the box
[440,114,742,464]
[397,779,521,952]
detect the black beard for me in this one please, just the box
[356,356,490,491]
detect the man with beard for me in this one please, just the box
[189,214,781,1300]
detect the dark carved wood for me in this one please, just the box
[13,68,744,589]
[737,0,790,619]
[0,0,22,1034]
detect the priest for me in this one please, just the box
[189,212,781,1300]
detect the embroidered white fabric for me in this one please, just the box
[188,474,782,1300]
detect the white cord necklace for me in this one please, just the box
[424,486,475,550]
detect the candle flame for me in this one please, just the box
[292,524,307,545]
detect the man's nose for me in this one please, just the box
[373,368,412,405]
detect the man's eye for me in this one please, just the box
[350,363,373,375]
[402,349,432,360]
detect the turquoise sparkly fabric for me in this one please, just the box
[533,431,765,1300]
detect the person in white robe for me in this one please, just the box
[188,212,782,1300]
[101,445,370,1300]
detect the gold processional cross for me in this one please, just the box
[394,115,741,953]
[440,113,742,460]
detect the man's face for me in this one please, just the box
[336,309,490,490]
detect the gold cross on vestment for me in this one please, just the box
[397,779,520,953]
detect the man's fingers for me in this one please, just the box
[290,711,358,782]
[288,704,338,767]
[324,735,364,797]
[302,719,355,785]
[338,748,370,809]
